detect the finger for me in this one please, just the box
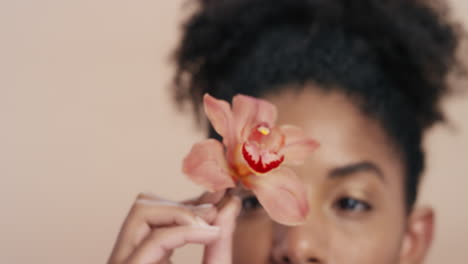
[126,199,218,237]
[184,190,226,206]
[111,199,217,263]
[158,253,174,264]
[192,204,219,225]
[150,252,173,264]
[126,225,221,264]
[203,195,241,264]
[136,192,218,224]
[135,192,166,201]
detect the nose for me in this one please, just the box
[271,219,327,264]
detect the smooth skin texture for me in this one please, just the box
[108,192,241,264]
[108,87,434,264]
[232,87,434,264]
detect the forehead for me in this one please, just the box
[265,85,405,182]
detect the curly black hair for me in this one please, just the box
[172,0,464,210]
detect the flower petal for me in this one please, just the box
[250,167,309,225]
[203,94,235,146]
[183,139,235,192]
[232,95,278,141]
[279,125,319,165]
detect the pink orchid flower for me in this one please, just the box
[183,94,319,225]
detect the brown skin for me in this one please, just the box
[232,86,434,264]
[107,192,242,264]
[108,86,434,264]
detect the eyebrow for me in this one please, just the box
[328,161,385,183]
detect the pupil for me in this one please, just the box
[341,198,358,209]
[338,198,370,211]
[242,196,261,210]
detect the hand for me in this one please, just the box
[107,192,241,264]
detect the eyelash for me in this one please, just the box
[240,196,372,215]
[334,197,372,213]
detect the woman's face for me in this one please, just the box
[231,87,433,264]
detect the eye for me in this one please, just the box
[241,195,263,211]
[335,197,372,212]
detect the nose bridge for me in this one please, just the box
[272,213,329,264]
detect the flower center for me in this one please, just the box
[241,124,285,174]
[257,126,270,136]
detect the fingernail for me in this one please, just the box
[195,216,221,231]
[136,199,178,206]
[193,203,215,213]
[195,216,210,226]
[197,203,215,208]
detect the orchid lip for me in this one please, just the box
[241,142,285,174]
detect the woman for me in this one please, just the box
[108,0,464,263]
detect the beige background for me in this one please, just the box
[0,1,467,263]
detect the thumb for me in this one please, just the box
[202,195,241,264]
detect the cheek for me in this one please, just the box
[233,215,273,263]
[329,232,403,264]
[328,213,406,264]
